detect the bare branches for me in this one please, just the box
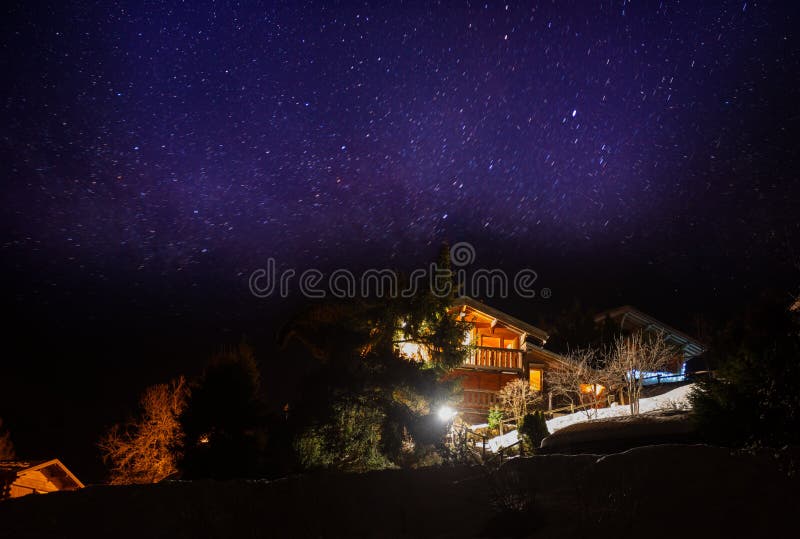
[499,378,541,425]
[548,349,608,419]
[607,332,677,414]
[98,376,189,485]
[547,332,678,417]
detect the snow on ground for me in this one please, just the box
[479,384,695,452]
[546,383,695,434]
[485,429,520,452]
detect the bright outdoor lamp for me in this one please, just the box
[437,405,457,422]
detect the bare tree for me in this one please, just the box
[607,331,676,415]
[498,378,541,425]
[0,417,14,460]
[547,349,609,419]
[99,376,189,485]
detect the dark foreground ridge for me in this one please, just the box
[1,444,798,538]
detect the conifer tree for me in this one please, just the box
[287,246,472,470]
[180,343,267,478]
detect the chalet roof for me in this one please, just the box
[0,459,84,490]
[525,342,570,367]
[594,305,705,357]
[456,296,549,344]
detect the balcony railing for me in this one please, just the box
[461,388,501,408]
[462,346,523,370]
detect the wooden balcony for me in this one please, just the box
[461,346,523,371]
[461,388,501,408]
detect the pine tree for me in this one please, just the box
[690,294,800,447]
[180,343,268,478]
[287,247,472,470]
[518,411,549,453]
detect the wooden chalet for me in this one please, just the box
[0,459,84,499]
[445,297,566,419]
[396,300,710,419]
[594,306,706,373]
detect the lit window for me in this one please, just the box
[580,383,606,396]
[529,368,542,391]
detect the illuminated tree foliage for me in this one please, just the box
[487,406,504,433]
[293,397,392,472]
[98,377,189,485]
[285,249,471,470]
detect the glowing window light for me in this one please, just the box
[580,383,606,396]
[529,369,543,391]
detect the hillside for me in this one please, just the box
[1,444,797,538]
[482,384,696,452]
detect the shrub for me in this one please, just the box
[294,399,393,472]
[518,411,549,453]
[487,406,504,432]
[689,295,800,448]
[294,425,333,469]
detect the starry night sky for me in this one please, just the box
[1,2,800,472]
[3,1,800,320]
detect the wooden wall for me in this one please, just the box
[451,369,519,392]
[9,470,59,498]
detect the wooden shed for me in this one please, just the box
[0,459,84,499]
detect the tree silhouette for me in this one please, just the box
[180,343,267,478]
[0,417,14,460]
